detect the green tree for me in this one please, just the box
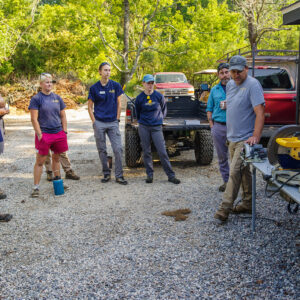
[64,0,191,86]
[161,0,247,76]
[0,0,40,78]
[232,0,297,50]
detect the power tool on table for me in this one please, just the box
[267,125,300,192]
[241,143,267,163]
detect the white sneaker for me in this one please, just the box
[30,188,39,198]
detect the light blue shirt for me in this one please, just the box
[206,81,226,123]
[226,75,265,142]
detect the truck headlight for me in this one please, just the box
[188,87,194,94]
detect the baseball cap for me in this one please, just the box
[217,63,229,72]
[229,55,247,71]
[142,74,155,82]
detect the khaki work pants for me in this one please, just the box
[44,151,71,173]
[220,141,252,211]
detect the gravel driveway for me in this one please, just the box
[0,106,299,299]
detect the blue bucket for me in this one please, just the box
[53,179,64,196]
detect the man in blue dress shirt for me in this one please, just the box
[206,63,230,192]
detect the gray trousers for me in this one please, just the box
[138,124,175,179]
[93,119,123,178]
[211,122,229,183]
[0,119,4,154]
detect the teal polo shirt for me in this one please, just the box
[206,81,227,123]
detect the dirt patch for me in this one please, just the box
[161,208,191,221]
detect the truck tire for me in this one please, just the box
[125,128,141,167]
[194,129,214,165]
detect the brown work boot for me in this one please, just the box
[46,171,53,182]
[65,170,80,180]
[232,203,252,214]
[214,208,229,222]
[218,182,227,192]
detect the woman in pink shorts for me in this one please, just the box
[28,73,68,197]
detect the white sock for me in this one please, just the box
[33,184,39,190]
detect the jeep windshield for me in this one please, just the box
[249,67,293,90]
[155,74,188,83]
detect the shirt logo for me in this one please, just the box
[239,87,246,91]
[52,99,59,103]
[99,91,105,95]
[145,95,153,106]
[109,89,115,93]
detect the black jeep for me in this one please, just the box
[124,93,214,167]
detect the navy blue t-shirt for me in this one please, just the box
[135,91,167,126]
[88,80,124,122]
[28,92,66,133]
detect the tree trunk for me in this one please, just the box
[120,72,130,89]
[247,13,256,51]
[123,0,130,85]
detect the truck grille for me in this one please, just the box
[164,88,189,96]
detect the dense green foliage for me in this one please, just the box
[0,0,299,92]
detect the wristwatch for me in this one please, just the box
[117,119,120,122]
[64,131,68,134]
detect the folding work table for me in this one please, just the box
[250,159,300,233]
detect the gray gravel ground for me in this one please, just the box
[0,106,299,299]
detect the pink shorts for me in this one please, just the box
[35,131,68,156]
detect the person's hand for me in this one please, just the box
[37,133,42,141]
[246,135,259,146]
[209,120,214,128]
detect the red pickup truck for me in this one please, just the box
[154,72,195,98]
[250,66,296,125]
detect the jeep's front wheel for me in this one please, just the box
[125,128,141,167]
[194,129,214,165]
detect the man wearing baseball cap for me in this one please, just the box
[135,74,180,184]
[206,63,230,192]
[214,55,265,222]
